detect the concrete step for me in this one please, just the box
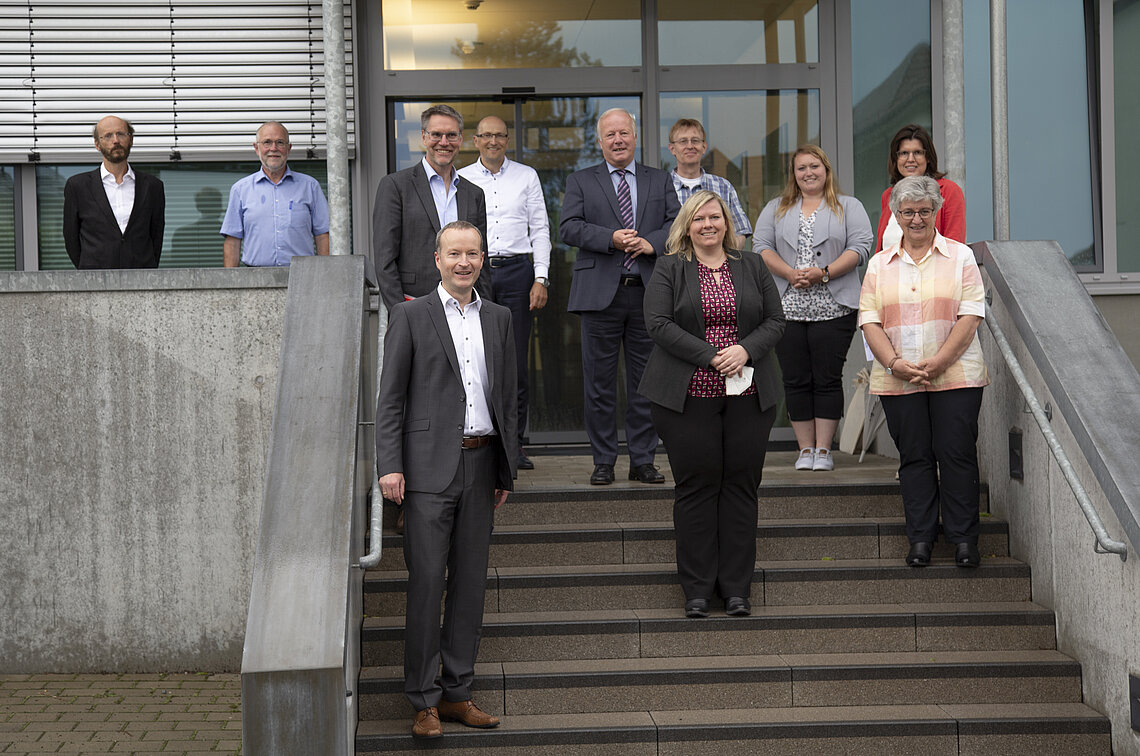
[358,649,1082,721]
[380,482,990,529]
[361,602,1058,667]
[363,557,1031,616]
[356,702,1109,755]
[371,517,1010,570]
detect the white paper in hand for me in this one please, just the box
[725,366,754,396]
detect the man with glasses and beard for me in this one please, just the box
[64,115,165,269]
[372,104,490,312]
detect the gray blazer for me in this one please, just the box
[371,162,489,311]
[559,162,679,313]
[752,194,872,310]
[375,292,517,494]
[638,251,786,413]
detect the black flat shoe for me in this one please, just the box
[906,541,932,567]
[516,450,535,470]
[629,463,665,484]
[955,542,981,568]
[725,597,751,616]
[590,464,615,485]
[685,598,709,618]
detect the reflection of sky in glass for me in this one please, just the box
[658,6,818,66]
[850,0,925,103]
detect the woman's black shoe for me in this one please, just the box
[684,598,709,618]
[906,541,933,567]
[955,542,981,568]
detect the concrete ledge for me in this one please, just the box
[0,267,289,293]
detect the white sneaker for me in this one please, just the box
[813,447,835,471]
[795,448,816,471]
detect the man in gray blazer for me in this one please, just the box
[63,115,165,269]
[375,221,517,740]
[372,104,489,312]
[559,108,680,485]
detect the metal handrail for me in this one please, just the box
[985,302,1127,560]
[355,487,384,569]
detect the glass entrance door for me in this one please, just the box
[390,96,639,442]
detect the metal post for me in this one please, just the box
[323,0,350,255]
[942,0,966,185]
[990,0,1010,241]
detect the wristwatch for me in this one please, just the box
[535,277,550,288]
[821,265,830,284]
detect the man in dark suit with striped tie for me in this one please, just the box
[559,108,679,486]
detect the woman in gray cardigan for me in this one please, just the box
[639,190,785,618]
[755,145,873,472]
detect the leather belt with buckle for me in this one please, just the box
[488,255,527,268]
[461,435,494,449]
[619,276,643,287]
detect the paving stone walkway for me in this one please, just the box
[0,674,241,755]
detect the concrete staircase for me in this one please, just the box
[355,452,1111,755]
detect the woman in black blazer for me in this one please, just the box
[639,190,786,618]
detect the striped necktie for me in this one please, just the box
[616,169,636,270]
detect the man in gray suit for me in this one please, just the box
[372,104,490,312]
[559,108,680,485]
[375,221,517,740]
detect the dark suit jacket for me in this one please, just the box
[375,291,517,494]
[559,162,679,313]
[371,162,489,311]
[63,168,165,269]
[638,251,786,413]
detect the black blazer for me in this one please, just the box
[639,251,786,413]
[375,293,517,493]
[63,168,165,269]
[371,162,489,311]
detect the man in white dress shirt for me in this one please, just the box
[458,116,551,470]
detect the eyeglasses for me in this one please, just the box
[424,131,462,143]
[98,131,130,142]
[671,138,705,147]
[897,149,926,160]
[898,208,934,219]
[258,139,288,149]
[475,132,508,141]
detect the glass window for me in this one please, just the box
[658,0,818,66]
[0,167,13,270]
[1115,0,1140,271]
[850,0,932,247]
[659,90,821,238]
[382,0,640,70]
[36,162,330,270]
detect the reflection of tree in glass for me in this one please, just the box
[450,20,602,68]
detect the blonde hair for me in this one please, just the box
[775,144,843,220]
[666,190,741,262]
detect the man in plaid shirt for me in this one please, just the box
[667,118,752,243]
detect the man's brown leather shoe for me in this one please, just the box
[412,707,442,739]
[438,699,500,728]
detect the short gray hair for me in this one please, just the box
[421,104,464,132]
[889,175,944,214]
[596,108,636,136]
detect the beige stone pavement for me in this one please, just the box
[0,451,895,755]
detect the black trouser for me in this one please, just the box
[652,396,776,600]
[879,388,983,544]
[489,255,533,448]
[774,312,858,421]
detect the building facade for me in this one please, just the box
[0,0,1136,441]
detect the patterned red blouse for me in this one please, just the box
[687,260,756,398]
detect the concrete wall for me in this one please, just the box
[0,268,288,673]
[1093,293,1140,373]
[977,245,1140,755]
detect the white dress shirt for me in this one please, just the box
[437,283,494,436]
[458,157,552,279]
[100,163,136,234]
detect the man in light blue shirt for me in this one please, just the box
[221,121,330,267]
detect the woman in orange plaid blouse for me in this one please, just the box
[858,175,989,569]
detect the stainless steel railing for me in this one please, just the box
[985,302,1127,560]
